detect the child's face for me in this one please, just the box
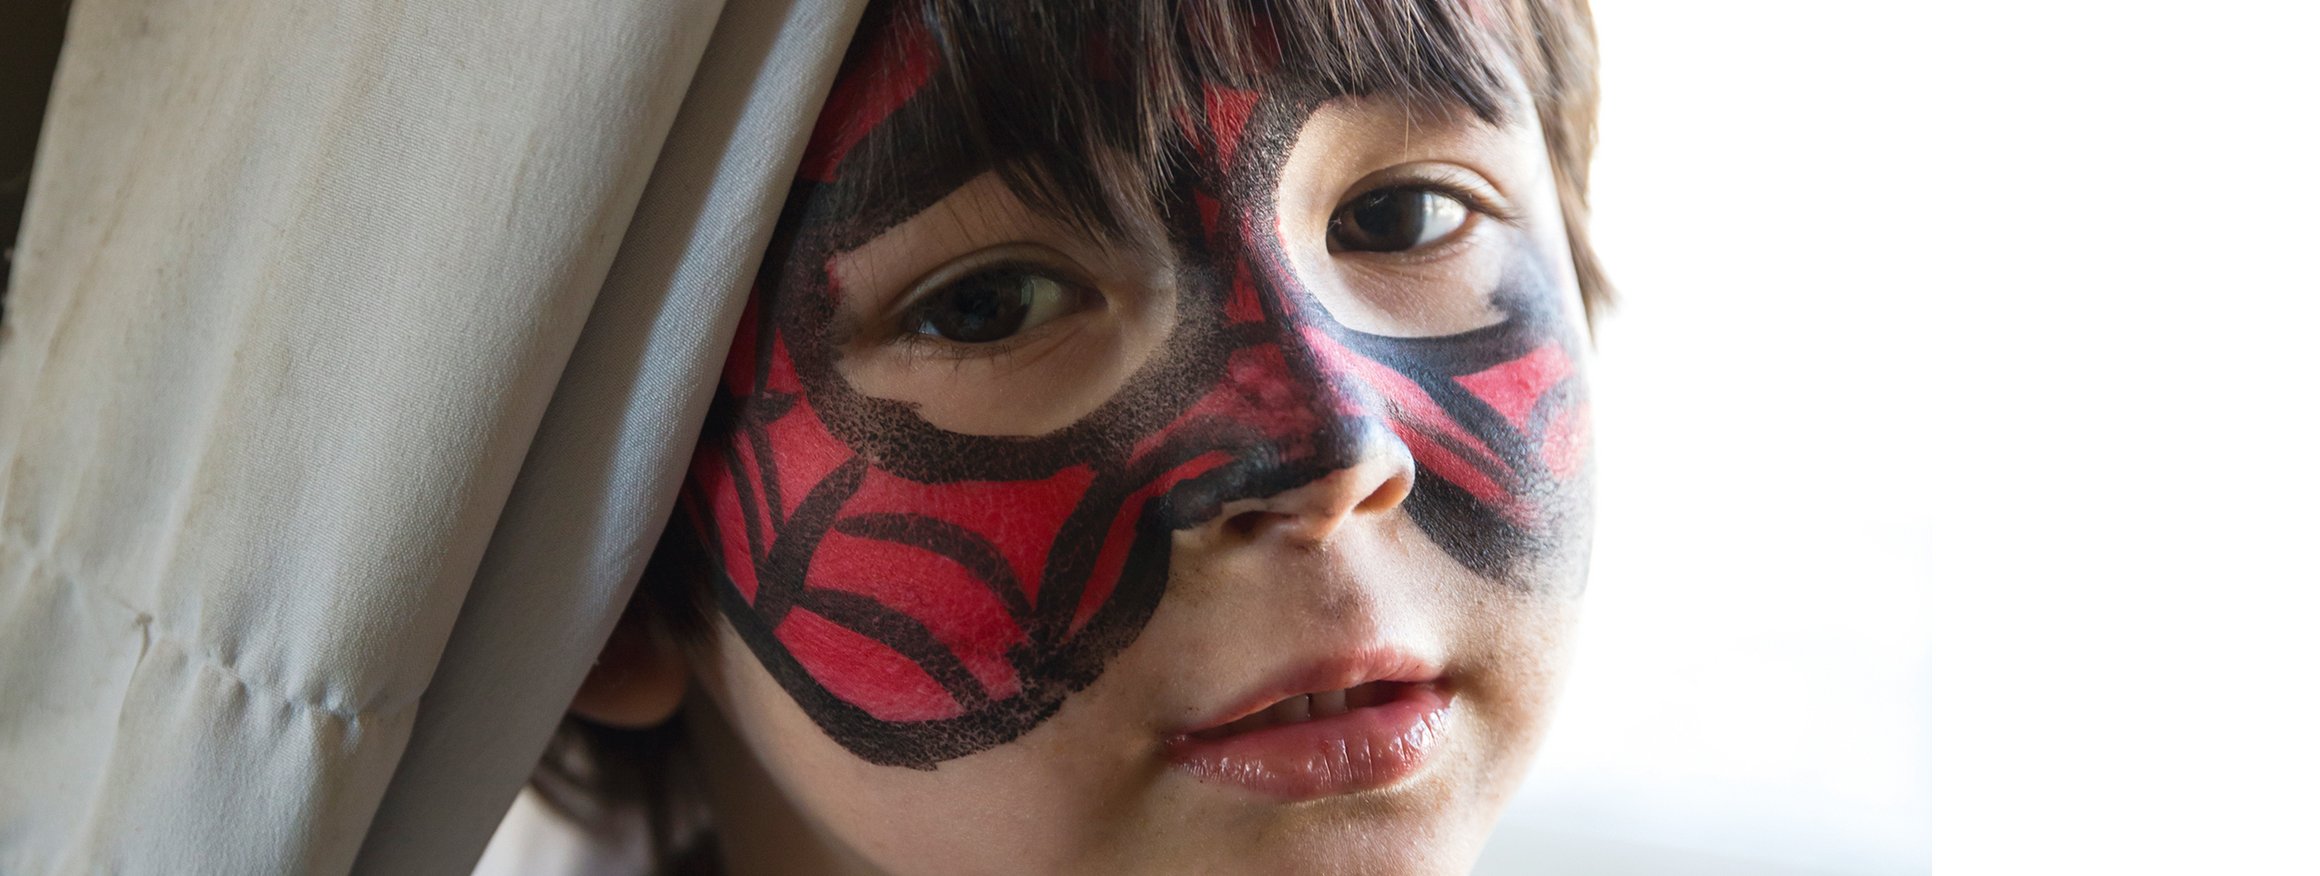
[679,11,1591,873]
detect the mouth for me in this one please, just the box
[1164,653,1453,801]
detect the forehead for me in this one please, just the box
[789,0,1526,245]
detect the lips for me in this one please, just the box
[1165,653,1453,800]
[1184,680,1422,739]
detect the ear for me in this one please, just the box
[569,600,691,729]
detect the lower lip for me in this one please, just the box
[1164,685,1453,801]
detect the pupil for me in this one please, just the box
[928,272,1031,343]
[1345,189,1427,251]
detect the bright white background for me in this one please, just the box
[1477,1,2318,873]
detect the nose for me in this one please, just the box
[1176,204,1421,547]
[1210,420,1417,546]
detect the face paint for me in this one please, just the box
[670,12,1590,769]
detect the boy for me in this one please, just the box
[549,0,1606,871]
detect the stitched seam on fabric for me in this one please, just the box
[156,630,413,725]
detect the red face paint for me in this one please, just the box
[669,8,1589,769]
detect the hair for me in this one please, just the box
[532,0,1604,870]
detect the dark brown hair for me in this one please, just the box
[532,0,1604,869]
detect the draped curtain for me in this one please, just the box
[0,0,865,871]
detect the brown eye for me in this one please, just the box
[906,267,1083,344]
[1329,187,1471,253]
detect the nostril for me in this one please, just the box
[1210,457,1415,544]
[1356,470,1414,513]
[1223,509,1287,539]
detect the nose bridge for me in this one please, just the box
[1212,232,1388,471]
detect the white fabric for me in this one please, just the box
[0,0,863,872]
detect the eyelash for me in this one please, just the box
[892,327,1039,364]
[1348,169,1519,223]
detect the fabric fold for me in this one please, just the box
[0,0,860,871]
[354,0,865,871]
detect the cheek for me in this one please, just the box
[708,621,1152,874]
[789,465,1094,718]
[1452,337,1588,484]
[686,311,1201,767]
[1456,589,1584,815]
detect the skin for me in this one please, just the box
[579,9,1596,874]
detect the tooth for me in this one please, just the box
[1311,688,1348,717]
[1272,694,1312,723]
[1345,683,1376,710]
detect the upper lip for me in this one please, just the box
[1171,645,1445,737]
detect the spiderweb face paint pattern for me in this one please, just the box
[668,18,1591,769]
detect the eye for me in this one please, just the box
[904,265,1088,344]
[1328,187,1472,253]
